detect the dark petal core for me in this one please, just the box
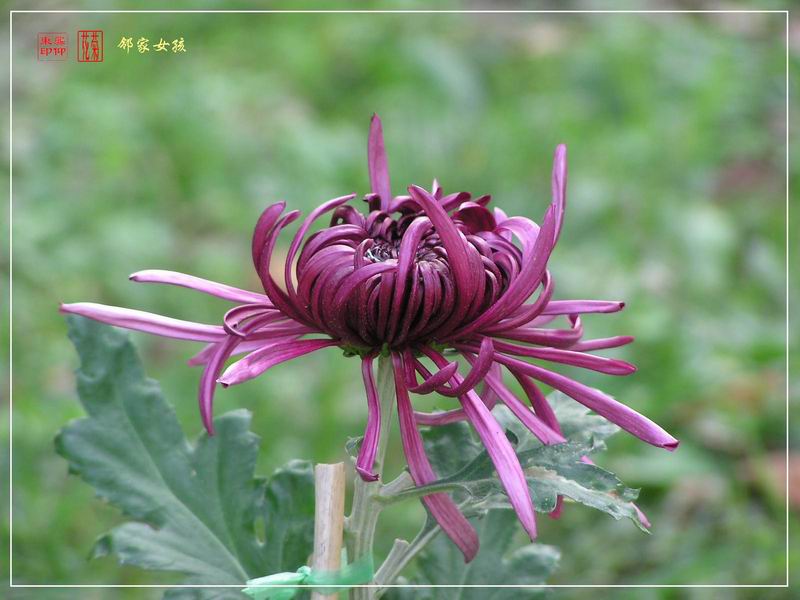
[292,200,522,350]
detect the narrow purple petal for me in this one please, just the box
[427,352,538,540]
[569,336,635,352]
[60,302,224,342]
[525,314,558,328]
[187,337,296,367]
[188,342,222,366]
[491,354,679,451]
[410,355,498,424]
[414,408,468,426]
[493,206,509,228]
[222,304,276,337]
[199,335,242,434]
[482,271,554,333]
[129,270,269,305]
[429,337,495,398]
[245,323,315,341]
[203,309,309,431]
[392,353,479,562]
[477,362,503,411]
[511,372,565,520]
[452,205,557,338]
[218,339,338,387]
[549,497,565,519]
[451,145,567,337]
[439,191,472,212]
[453,202,497,234]
[408,185,476,325]
[464,339,636,376]
[493,315,584,348]
[446,338,495,396]
[368,114,392,212]
[356,355,381,481]
[387,217,432,341]
[542,300,625,316]
[284,194,356,302]
[431,178,442,199]
[468,354,565,446]
[327,261,397,336]
[296,225,366,273]
[407,359,460,395]
[551,144,567,242]
[509,371,562,435]
[633,504,652,528]
[256,210,309,324]
[252,202,286,271]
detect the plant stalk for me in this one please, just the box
[346,356,395,600]
[373,523,441,598]
[311,462,346,600]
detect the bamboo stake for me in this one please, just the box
[311,462,346,600]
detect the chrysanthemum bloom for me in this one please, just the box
[61,115,678,562]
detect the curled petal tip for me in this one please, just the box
[548,497,564,520]
[216,378,230,388]
[523,523,538,541]
[60,302,84,314]
[663,438,680,452]
[356,467,380,482]
[58,302,83,315]
[407,183,427,195]
[634,505,652,529]
[368,115,391,210]
[201,415,215,436]
[463,543,479,563]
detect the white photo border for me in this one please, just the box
[7,8,792,591]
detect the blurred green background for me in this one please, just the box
[3,4,797,599]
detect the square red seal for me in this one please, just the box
[77,30,104,62]
[37,32,68,61]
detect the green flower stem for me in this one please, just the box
[373,523,441,598]
[346,356,395,600]
[345,357,450,598]
[377,474,460,504]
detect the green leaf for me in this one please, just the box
[421,420,482,476]
[387,510,560,599]
[56,317,315,598]
[414,401,646,530]
[259,461,315,575]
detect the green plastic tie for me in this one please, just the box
[242,556,374,600]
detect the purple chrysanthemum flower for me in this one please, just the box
[61,115,677,561]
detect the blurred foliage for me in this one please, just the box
[3,4,797,599]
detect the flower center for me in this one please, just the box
[365,240,398,262]
[294,207,521,350]
[365,236,448,268]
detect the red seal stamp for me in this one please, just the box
[77,30,104,62]
[37,32,68,61]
